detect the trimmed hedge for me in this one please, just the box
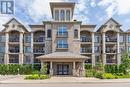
[25,74,50,80]
[0,64,41,75]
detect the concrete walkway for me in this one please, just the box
[1,75,130,84]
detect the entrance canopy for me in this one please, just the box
[36,52,87,61]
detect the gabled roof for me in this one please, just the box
[97,18,122,32]
[37,52,87,60]
[104,18,121,25]
[2,17,31,32]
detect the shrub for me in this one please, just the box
[31,70,39,75]
[95,71,104,79]
[85,64,92,69]
[102,73,115,79]
[39,75,49,79]
[40,64,47,75]
[85,70,94,77]
[25,74,39,80]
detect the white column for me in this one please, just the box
[92,32,95,66]
[73,61,75,69]
[117,32,121,65]
[5,33,9,64]
[50,61,53,75]
[102,32,106,65]
[82,61,85,77]
[19,32,23,64]
[103,32,106,53]
[31,33,34,64]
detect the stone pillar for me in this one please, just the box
[102,32,106,65]
[117,32,121,65]
[50,61,53,75]
[5,33,9,64]
[73,61,76,76]
[31,33,34,64]
[92,32,95,66]
[19,32,23,64]
[82,61,85,77]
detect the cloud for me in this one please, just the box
[98,0,130,17]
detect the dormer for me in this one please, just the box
[50,2,75,22]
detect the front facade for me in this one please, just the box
[0,2,130,76]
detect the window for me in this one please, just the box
[57,39,68,48]
[0,36,5,42]
[25,46,31,53]
[66,10,70,21]
[57,26,68,36]
[0,54,4,64]
[9,55,19,63]
[47,29,52,38]
[60,10,65,21]
[55,10,59,21]
[95,35,99,42]
[0,47,5,53]
[128,46,130,52]
[74,29,78,38]
[24,55,31,64]
[25,35,31,43]
[128,36,130,42]
[120,35,124,43]
[95,46,99,53]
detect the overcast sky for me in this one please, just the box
[0,0,130,31]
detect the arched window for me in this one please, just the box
[74,29,78,38]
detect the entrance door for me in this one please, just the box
[57,64,69,75]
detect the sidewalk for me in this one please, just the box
[0,75,130,84]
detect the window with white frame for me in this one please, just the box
[57,39,68,48]
[66,10,70,21]
[57,26,68,36]
[55,10,59,21]
[60,10,65,21]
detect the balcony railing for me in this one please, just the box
[80,37,92,42]
[56,32,68,37]
[106,37,117,42]
[106,59,117,63]
[80,48,92,53]
[33,37,45,42]
[33,48,45,53]
[9,37,19,42]
[9,49,19,53]
[106,49,117,53]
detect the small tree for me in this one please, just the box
[120,52,130,74]
[40,64,47,75]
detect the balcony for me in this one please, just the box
[33,37,45,42]
[33,48,45,53]
[56,32,68,38]
[80,48,92,53]
[106,37,117,42]
[106,49,117,53]
[9,37,19,42]
[80,37,92,42]
[9,48,19,53]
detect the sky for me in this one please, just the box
[0,0,130,31]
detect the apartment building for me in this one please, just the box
[0,2,129,76]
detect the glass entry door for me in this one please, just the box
[57,64,69,75]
